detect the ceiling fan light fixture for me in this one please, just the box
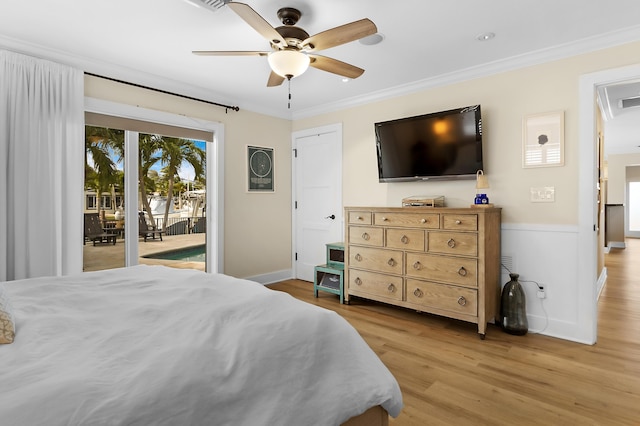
[267,50,310,79]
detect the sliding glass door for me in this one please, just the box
[83,107,217,273]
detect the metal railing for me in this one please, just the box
[153,216,206,235]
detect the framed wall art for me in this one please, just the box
[247,145,274,192]
[522,111,564,168]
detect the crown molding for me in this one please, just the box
[3,24,640,122]
[291,24,640,120]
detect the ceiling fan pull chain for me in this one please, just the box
[287,76,292,109]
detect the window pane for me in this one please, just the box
[86,194,96,210]
[83,125,125,272]
[630,182,640,232]
[137,133,207,271]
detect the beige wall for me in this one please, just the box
[293,41,640,226]
[84,76,293,279]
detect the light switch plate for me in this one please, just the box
[530,186,555,202]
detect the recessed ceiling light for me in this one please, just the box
[359,33,385,46]
[476,32,496,41]
[342,78,350,83]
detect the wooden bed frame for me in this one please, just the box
[342,405,388,426]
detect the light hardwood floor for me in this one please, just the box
[267,239,640,425]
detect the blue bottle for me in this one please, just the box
[474,193,489,205]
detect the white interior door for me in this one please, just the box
[293,124,343,282]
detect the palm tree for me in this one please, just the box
[158,138,205,230]
[138,134,163,225]
[85,126,123,220]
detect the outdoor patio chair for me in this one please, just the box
[84,213,117,246]
[139,212,164,242]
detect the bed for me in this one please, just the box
[0,265,402,426]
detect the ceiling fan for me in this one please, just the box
[192,2,378,87]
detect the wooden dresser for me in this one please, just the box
[344,206,501,338]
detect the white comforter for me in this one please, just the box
[0,265,402,426]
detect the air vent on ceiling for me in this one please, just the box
[619,96,640,109]
[184,0,231,12]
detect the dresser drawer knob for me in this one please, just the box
[455,220,462,225]
[458,267,467,276]
[355,216,362,220]
[387,283,396,293]
[361,232,370,241]
[387,258,397,267]
[413,288,424,298]
[355,253,362,262]
[413,261,422,270]
[447,238,456,248]
[457,296,467,306]
[355,277,362,286]
[401,235,409,244]
[381,217,388,221]
[420,218,427,224]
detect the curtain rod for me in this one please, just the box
[84,72,240,113]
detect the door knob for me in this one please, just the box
[325,214,336,220]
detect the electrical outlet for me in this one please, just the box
[531,186,555,202]
[537,289,546,299]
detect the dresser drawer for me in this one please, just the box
[442,214,478,231]
[349,226,384,246]
[349,246,404,274]
[386,228,425,251]
[374,212,440,229]
[348,269,403,301]
[348,211,372,225]
[427,232,478,256]
[406,279,478,316]
[406,252,477,287]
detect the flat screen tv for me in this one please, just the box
[375,105,483,182]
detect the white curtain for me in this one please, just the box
[0,50,84,281]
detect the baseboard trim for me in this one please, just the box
[245,269,293,285]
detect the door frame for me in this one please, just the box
[291,123,343,279]
[84,97,225,273]
[578,62,640,344]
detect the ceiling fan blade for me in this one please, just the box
[309,55,365,79]
[227,2,287,47]
[267,71,285,87]
[192,50,269,56]
[303,19,377,52]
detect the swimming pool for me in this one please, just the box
[144,245,206,262]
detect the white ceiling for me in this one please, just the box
[1,0,640,154]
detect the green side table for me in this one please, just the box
[314,263,345,304]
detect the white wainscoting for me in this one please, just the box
[501,223,597,343]
[249,223,600,344]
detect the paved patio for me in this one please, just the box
[83,233,206,272]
